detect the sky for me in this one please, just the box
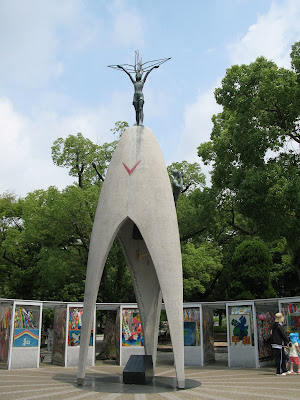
[1,0,300,197]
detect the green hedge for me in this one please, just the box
[214,325,227,333]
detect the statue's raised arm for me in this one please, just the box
[108,51,171,126]
[117,65,135,85]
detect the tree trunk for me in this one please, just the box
[96,311,117,360]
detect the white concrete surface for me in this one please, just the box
[77,126,185,388]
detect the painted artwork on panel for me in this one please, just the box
[0,306,11,363]
[183,308,200,346]
[257,310,275,360]
[184,322,197,346]
[68,307,93,346]
[282,303,300,334]
[229,314,252,346]
[122,309,143,346]
[13,306,40,347]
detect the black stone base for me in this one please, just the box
[123,355,153,385]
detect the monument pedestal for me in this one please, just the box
[123,355,153,384]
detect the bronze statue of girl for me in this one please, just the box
[108,52,171,126]
[117,65,159,126]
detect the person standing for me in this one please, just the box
[287,333,300,374]
[271,313,289,375]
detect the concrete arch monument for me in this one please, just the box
[77,126,185,388]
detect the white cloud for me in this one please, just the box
[228,0,300,67]
[0,90,133,197]
[107,0,145,48]
[177,83,222,185]
[0,0,100,87]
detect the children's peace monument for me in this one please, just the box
[77,53,185,389]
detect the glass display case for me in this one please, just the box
[52,306,67,366]
[122,308,143,347]
[119,306,145,366]
[9,301,43,369]
[280,301,300,335]
[256,303,277,363]
[0,303,12,368]
[13,305,40,347]
[227,302,258,368]
[183,307,200,346]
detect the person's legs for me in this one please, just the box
[273,348,282,374]
[281,348,288,373]
[289,361,294,373]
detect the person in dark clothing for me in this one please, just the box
[271,312,289,375]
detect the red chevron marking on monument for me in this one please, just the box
[122,160,141,175]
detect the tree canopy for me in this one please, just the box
[198,42,300,286]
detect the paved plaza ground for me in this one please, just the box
[1,350,300,400]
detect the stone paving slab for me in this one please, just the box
[1,362,300,400]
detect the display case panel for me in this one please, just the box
[227,302,258,368]
[9,301,42,369]
[183,308,200,346]
[202,306,215,363]
[229,306,254,347]
[13,306,40,347]
[0,304,11,367]
[52,306,66,366]
[256,304,276,362]
[122,308,143,347]
[281,302,300,335]
[68,307,93,346]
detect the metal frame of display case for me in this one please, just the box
[119,304,145,366]
[0,300,13,369]
[279,296,300,335]
[1,296,300,371]
[255,299,279,367]
[226,300,259,368]
[64,303,96,367]
[8,300,43,369]
[183,304,202,366]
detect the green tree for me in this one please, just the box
[167,161,206,194]
[198,44,300,284]
[230,239,276,300]
[110,121,129,138]
[51,133,117,188]
[182,241,222,301]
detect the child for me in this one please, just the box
[288,333,300,374]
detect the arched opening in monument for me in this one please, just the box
[96,216,162,363]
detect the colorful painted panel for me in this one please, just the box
[257,310,275,360]
[230,306,252,315]
[14,328,39,347]
[184,322,197,346]
[183,308,200,346]
[229,314,252,346]
[282,303,300,334]
[14,307,39,329]
[68,307,93,346]
[122,309,143,346]
[13,306,40,347]
[0,305,11,364]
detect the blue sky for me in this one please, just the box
[0,0,299,197]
